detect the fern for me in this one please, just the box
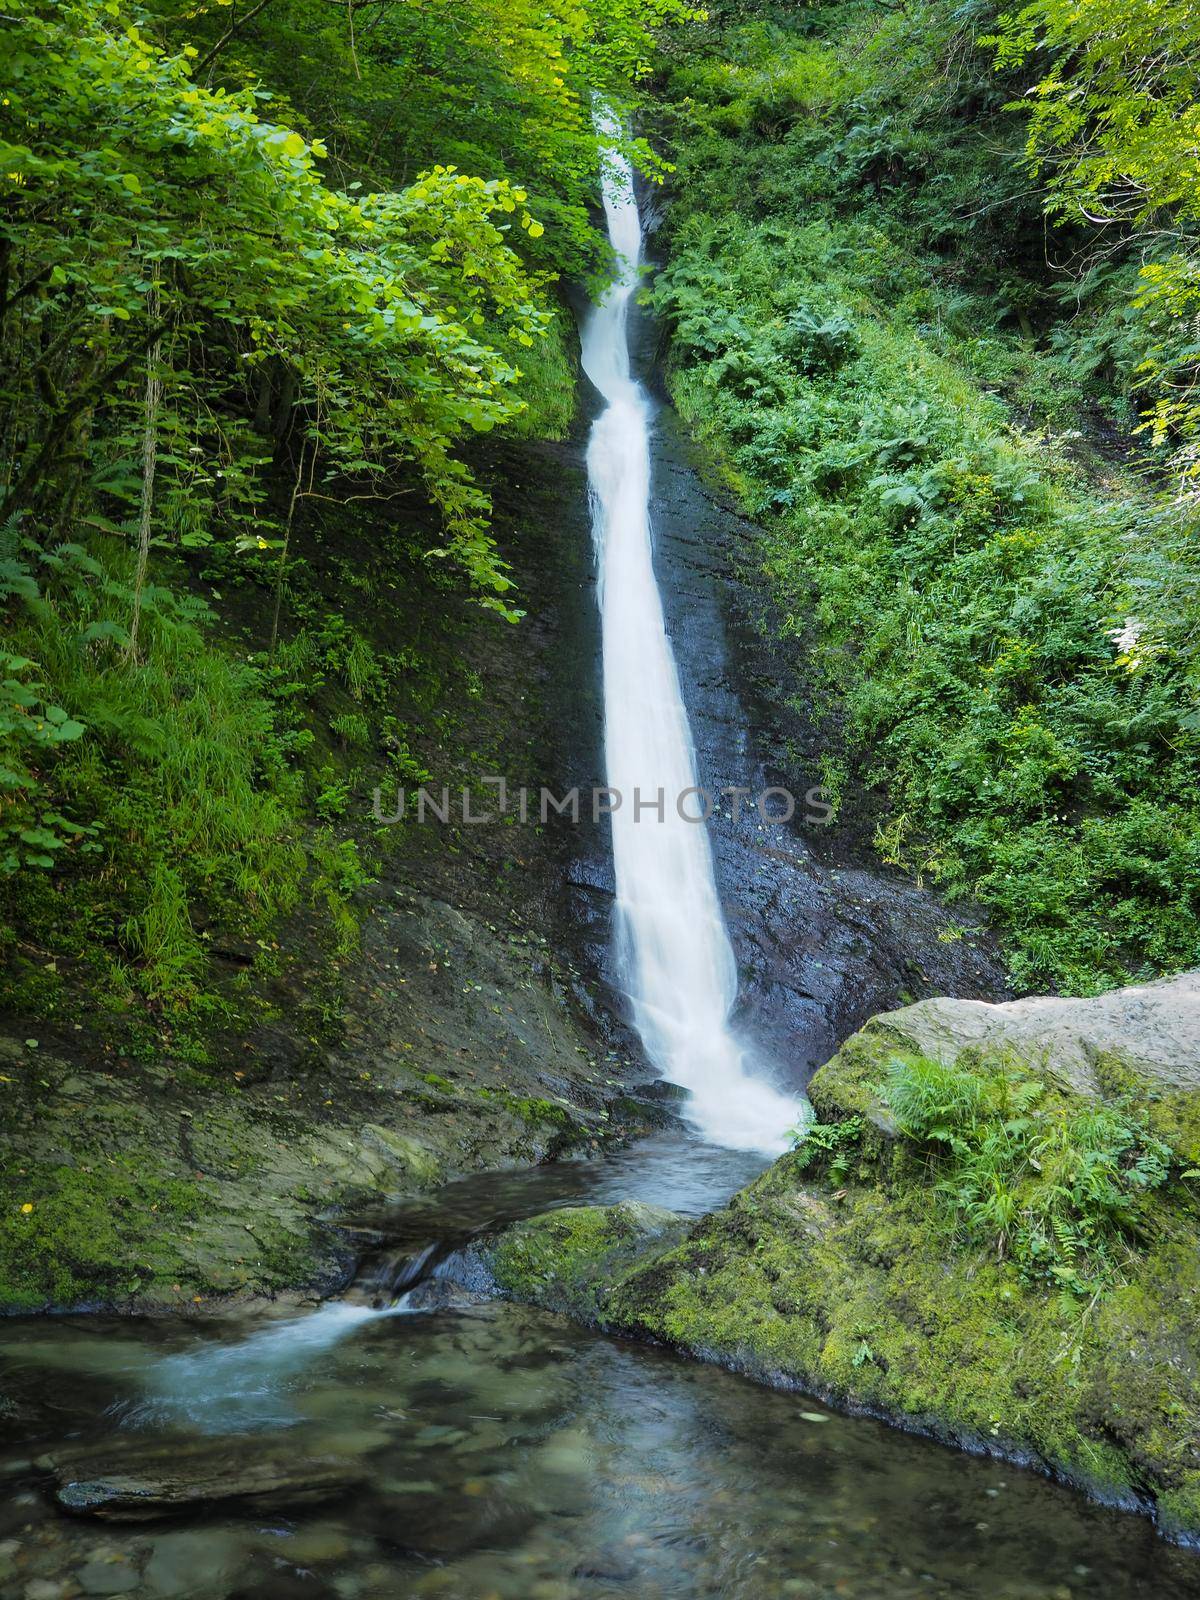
[884,1054,1174,1291]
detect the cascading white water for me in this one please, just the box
[581,115,802,1155]
[120,1299,418,1431]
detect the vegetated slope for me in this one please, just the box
[0,0,693,1048]
[650,0,1200,995]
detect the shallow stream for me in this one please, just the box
[3,1136,1199,1599]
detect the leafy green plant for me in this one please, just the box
[882,1054,1173,1290]
[0,650,94,872]
[0,0,703,1040]
[790,1114,863,1182]
[990,0,1200,500]
[330,712,372,750]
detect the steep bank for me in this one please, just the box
[471,973,1200,1543]
[0,431,660,1313]
[646,2,1200,997]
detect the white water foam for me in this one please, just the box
[581,111,803,1155]
[120,1298,416,1431]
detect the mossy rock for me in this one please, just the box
[485,1202,689,1323]
[806,1027,902,1150]
[468,993,1200,1544]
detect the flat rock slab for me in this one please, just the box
[38,1436,369,1520]
[866,969,1200,1095]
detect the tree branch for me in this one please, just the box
[196,0,279,76]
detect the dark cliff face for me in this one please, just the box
[489,302,1006,1119]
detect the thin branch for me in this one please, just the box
[196,0,279,75]
[270,439,308,656]
[127,284,163,662]
[346,0,361,79]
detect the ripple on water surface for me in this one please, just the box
[2,1290,1198,1600]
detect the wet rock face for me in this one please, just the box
[504,312,1010,1105]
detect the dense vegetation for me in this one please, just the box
[651,0,1200,993]
[0,0,693,1044]
[3,0,1199,1052]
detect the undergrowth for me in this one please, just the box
[652,3,1200,993]
[0,490,485,1051]
[881,1053,1174,1293]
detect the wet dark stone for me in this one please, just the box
[38,1437,369,1521]
[371,1484,538,1559]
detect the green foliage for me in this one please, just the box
[0,643,94,873]
[147,0,698,284]
[3,0,565,611]
[0,524,306,1009]
[991,0,1200,227]
[882,1053,1173,1290]
[789,1114,862,1182]
[652,3,1200,993]
[0,0,696,1032]
[990,0,1200,502]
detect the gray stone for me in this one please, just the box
[76,1555,140,1595]
[863,969,1200,1095]
[40,1436,369,1521]
[143,1529,242,1596]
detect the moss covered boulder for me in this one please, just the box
[480,981,1200,1544]
[475,1201,688,1322]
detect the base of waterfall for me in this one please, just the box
[450,972,1200,1547]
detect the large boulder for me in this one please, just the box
[467,974,1200,1545]
[854,971,1200,1096]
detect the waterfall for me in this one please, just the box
[580,114,802,1155]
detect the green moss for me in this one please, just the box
[489,1203,687,1321]
[1156,1476,1200,1543]
[504,304,578,440]
[0,1161,209,1309]
[607,1175,1178,1511]
[484,1036,1200,1540]
[806,1029,898,1124]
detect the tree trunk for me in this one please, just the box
[127,290,163,661]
